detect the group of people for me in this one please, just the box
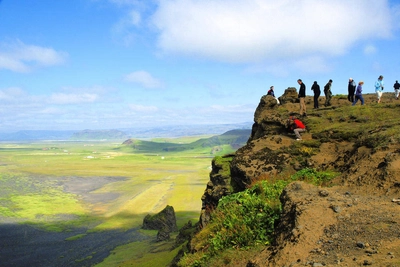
[299,75,400,112]
[297,78,333,117]
[308,79,333,110]
[349,75,397,105]
[269,75,399,141]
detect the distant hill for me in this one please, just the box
[121,129,251,153]
[121,122,253,138]
[70,129,129,140]
[0,130,76,141]
[0,122,252,141]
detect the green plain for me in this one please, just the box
[0,137,233,265]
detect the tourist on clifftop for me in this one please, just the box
[352,81,364,106]
[375,75,384,103]
[311,81,320,109]
[287,116,306,141]
[297,79,306,117]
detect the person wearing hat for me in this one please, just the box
[375,75,384,103]
[393,80,400,100]
[348,78,356,103]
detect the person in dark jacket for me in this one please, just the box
[297,79,306,117]
[267,86,275,97]
[394,80,400,100]
[348,78,356,103]
[324,79,333,107]
[311,81,320,109]
[267,86,280,104]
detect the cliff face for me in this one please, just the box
[198,88,400,266]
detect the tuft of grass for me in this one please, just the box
[290,168,339,186]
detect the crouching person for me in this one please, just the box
[288,116,306,141]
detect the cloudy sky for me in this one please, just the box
[0,0,399,132]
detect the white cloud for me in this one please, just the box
[150,0,393,63]
[0,87,28,101]
[48,93,98,104]
[208,104,255,113]
[293,56,331,74]
[109,0,141,6]
[113,10,142,32]
[0,40,68,72]
[129,104,158,112]
[124,70,164,88]
[363,45,377,55]
[112,10,143,45]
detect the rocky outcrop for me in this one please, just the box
[198,88,400,227]
[142,205,178,239]
[199,88,305,222]
[199,154,234,229]
[181,88,400,266]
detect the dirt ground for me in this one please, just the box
[250,182,400,267]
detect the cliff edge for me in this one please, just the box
[196,88,400,266]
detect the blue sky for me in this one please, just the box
[0,0,399,132]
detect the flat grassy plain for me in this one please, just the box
[0,136,232,266]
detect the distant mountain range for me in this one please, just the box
[121,129,251,153]
[0,122,253,141]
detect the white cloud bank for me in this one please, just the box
[0,40,67,72]
[150,0,393,63]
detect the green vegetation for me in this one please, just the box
[0,131,249,265]
[307,104,400,147]
[290,168,339,186]
[178,169,339,266]
[95,238,182,267]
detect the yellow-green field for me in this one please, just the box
[0,138,227,266]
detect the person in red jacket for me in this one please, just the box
[288,116,306,140]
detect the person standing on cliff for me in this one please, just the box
[311,81,320,109]
[267,86,280,104]
[288,116,306,141]
[348,78,356,103]
[393,80,400,100]
[375,75,384,103]
[297,79,306,117]
[324,79,333,107]
[352,81,364,106]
